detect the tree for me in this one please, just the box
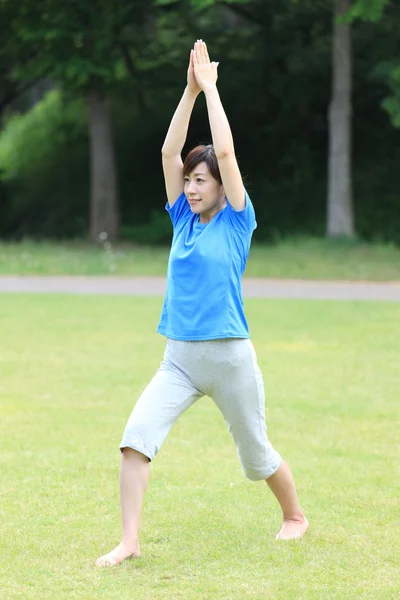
[0,1,44,122]
[3,0,240,241]
[3,0,163,241]
[348,0,400,128]
[327,0,354,238]
[3,0,399,243]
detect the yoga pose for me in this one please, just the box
[96,40,309,567]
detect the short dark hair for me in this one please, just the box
[183,144,222,184]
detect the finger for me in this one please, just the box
[194,40,202,64]
[202,41,210,64]
[195,39,206,65]
[198,40,208,64]
[193,45,199,67]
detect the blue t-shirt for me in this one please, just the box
[157,190,257,341]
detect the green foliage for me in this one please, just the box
[155,0,249,7]
[0,90,89,237]
[0,1,37,119]
[121,211,172,245]
[379,64,400,129]
[0,90,86,180]
[1,0,400,242]
[347,0,391,22]
[155,0,212,6]
[348,1,400,130]
[6,1,149,92]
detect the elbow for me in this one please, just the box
[161,146,178,159]
[215,147,233,160]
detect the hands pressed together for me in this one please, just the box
[187,39,219,94]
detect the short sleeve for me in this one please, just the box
[166,192,191,229]
[221,190,257,233]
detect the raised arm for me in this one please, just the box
[161,50,200,207]
[193,40,245,211]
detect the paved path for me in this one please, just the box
[1,275,400,301]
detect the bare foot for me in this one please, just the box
[275,517,309,540]
[96,542,140,567]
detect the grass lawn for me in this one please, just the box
[1,294,399,599]
[0,237,400,280]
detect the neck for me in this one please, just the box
[199,198,226,224]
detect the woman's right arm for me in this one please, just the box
[161,50,200,207]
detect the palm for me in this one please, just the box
[193,40,218,91]
[187,50,201,94]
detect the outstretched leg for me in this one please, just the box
[96,448,149,567]
[96,340,203,566]
[265,460,309,540]
[209,339,309,540]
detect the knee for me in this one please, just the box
[243,466,265,481]
[241,450,282,481]
[120,419,159,461]
[121,447,150,462]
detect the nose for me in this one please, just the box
[186,179,196,194]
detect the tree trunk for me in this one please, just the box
[327,0,354,238]
[86,92,119,242]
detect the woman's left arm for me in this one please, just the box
[193,40,246,211]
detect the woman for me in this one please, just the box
[96,40,309,568]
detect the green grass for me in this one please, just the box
[1,294,399,599]
[0,237,400,280]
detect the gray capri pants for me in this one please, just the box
[120,338,282,481]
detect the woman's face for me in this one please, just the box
[184,161,225,224]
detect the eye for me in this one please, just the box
[184,177,189,183]
[196,178,204,183]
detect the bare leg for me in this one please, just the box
[96,448,149,566]
[266,460,309,540]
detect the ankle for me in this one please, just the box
[121,538,140,550]
[282,512,307,523]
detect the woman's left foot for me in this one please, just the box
[275,517,309,540]
[95,541,140,567]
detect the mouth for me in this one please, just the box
[189,199,201,205]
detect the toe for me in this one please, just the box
[275,530,302,541]
[96,554,118,567]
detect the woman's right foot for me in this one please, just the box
[275,516,309,540]
[96,541,140,567]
